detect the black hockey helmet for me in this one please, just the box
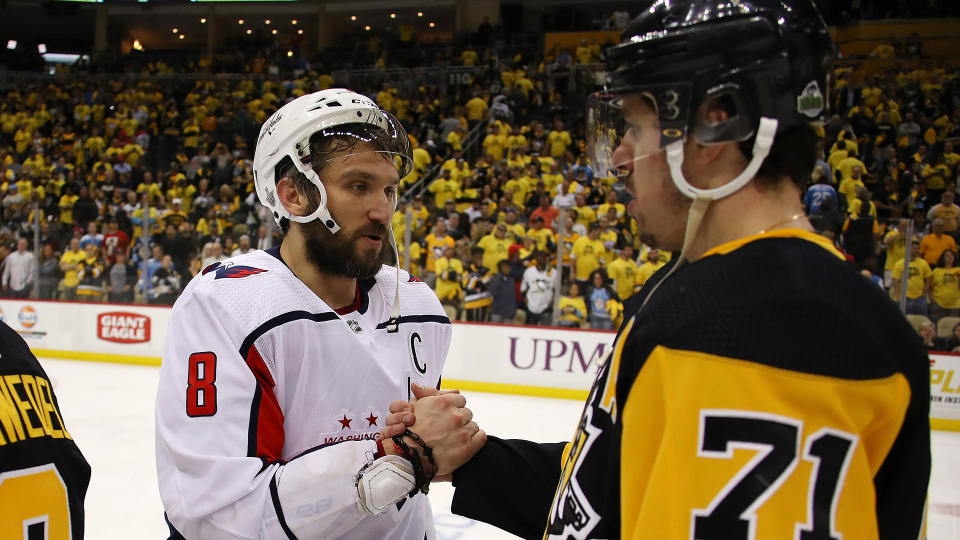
[587,0,835,179]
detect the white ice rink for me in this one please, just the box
[38,357,960,539]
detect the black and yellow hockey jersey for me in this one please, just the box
[452,230,930,539]
[0,321,90,539]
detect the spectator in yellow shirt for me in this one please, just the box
[928,249,960,322]
[429,169,460,209]
[477,223,513,270]
[637,248,667,288]
[57,237,86,300]
[572,223,607,289]
[558,282,588,328]
[607,245,640,301]
[424,221,455,282]
[526,216,556,253]
[547,120,572,158]
[465,93,488,128]
[920,219,958,266]
[892,239,932,315]
[434,246,464,319]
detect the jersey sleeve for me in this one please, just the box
[451,436,567,539]
[155,289,384,539]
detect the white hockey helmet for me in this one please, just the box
[253,88,413,232]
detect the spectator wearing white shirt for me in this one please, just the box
[521,250,558,326]
[2,238,37,298]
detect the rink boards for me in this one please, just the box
[1,297,958,432]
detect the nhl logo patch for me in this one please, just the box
[797,80,825,118]
[346,319,363,334]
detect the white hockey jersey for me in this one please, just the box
[155,247,451,539]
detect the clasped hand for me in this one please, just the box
[380,383,486,480]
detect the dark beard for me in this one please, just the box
[301,220,389,280]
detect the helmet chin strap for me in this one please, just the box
[385,220,402,333]
[636,117,778,313]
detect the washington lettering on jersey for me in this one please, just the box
[156,247,452,539]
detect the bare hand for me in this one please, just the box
[379,383,484,476]
[380,384,456,438]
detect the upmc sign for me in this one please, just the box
[445,323,613,394]
[98,312,151,344]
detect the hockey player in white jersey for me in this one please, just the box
[155,89,486,539]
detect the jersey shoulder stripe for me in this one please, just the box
[239,311,338,358]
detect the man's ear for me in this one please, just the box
[276,177,308,218]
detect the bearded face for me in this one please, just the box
[301,218,389,280]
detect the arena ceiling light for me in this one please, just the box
[37,43,47,53]
[7,40,16,50]
[200,18,207,23]
[350,16,357,21]
[390,13,396,19]
[291,19,298,25]
[172,28,178,33]
[265,19,271,25]
[272,29,278,35]
[417,11,423,17]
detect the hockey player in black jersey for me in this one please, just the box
[0,320,90,539]
[383,1,931,539]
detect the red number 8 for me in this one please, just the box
[186,352,217,417]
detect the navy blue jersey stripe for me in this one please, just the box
[239,311,339,358]
[270,473,297,540]
[375,315,450,330]
[165,512,187,540]
[247,385,262,458]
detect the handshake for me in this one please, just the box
[378,383,487,483]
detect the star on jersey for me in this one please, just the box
[338,415,352,430]
[365,413,378,427]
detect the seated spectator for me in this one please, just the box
[940,320,960,352]
[558,282,587,328]
[918,320,941,352]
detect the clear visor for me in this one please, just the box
[315,150,414,181]
[586,92,667,177]
[313,110,415,179]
